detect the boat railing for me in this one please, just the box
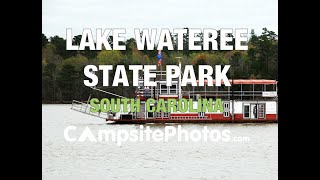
[188,90,277,100]
[135,88,277,100]
[71,100,112,119]
[170,116,209,120]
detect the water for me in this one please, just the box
[42,104,278,180]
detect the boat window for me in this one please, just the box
[224,102,229,109]
[148,112,153,118]
[224,111,229,117]
[223,102,230,117]
[258,104,265,119]
[198,112,205,117]
[170,84,177,94]
[244,105,250,118]
[161,84,167,94]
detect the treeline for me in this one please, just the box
[42,28,278,103]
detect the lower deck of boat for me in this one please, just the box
[107,119,278,124]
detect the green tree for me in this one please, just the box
[50,36,67,57]
[193,54,208,79]
[57,64,79,101]
[50,35,75,58]
[183,27,189,56]
[42,43,63,64]
[73,35,82,45]
[248,28,278,79]
[97,50,125,65]
[42,63,57,101]
[125,38,136,57]
[63,54,89,71]
[230,51,242,78]
[42,33,48,47]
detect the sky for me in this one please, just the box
[42,0,278,39]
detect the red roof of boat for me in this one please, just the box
[197,79,277,85]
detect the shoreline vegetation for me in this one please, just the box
[42,28,278,103]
